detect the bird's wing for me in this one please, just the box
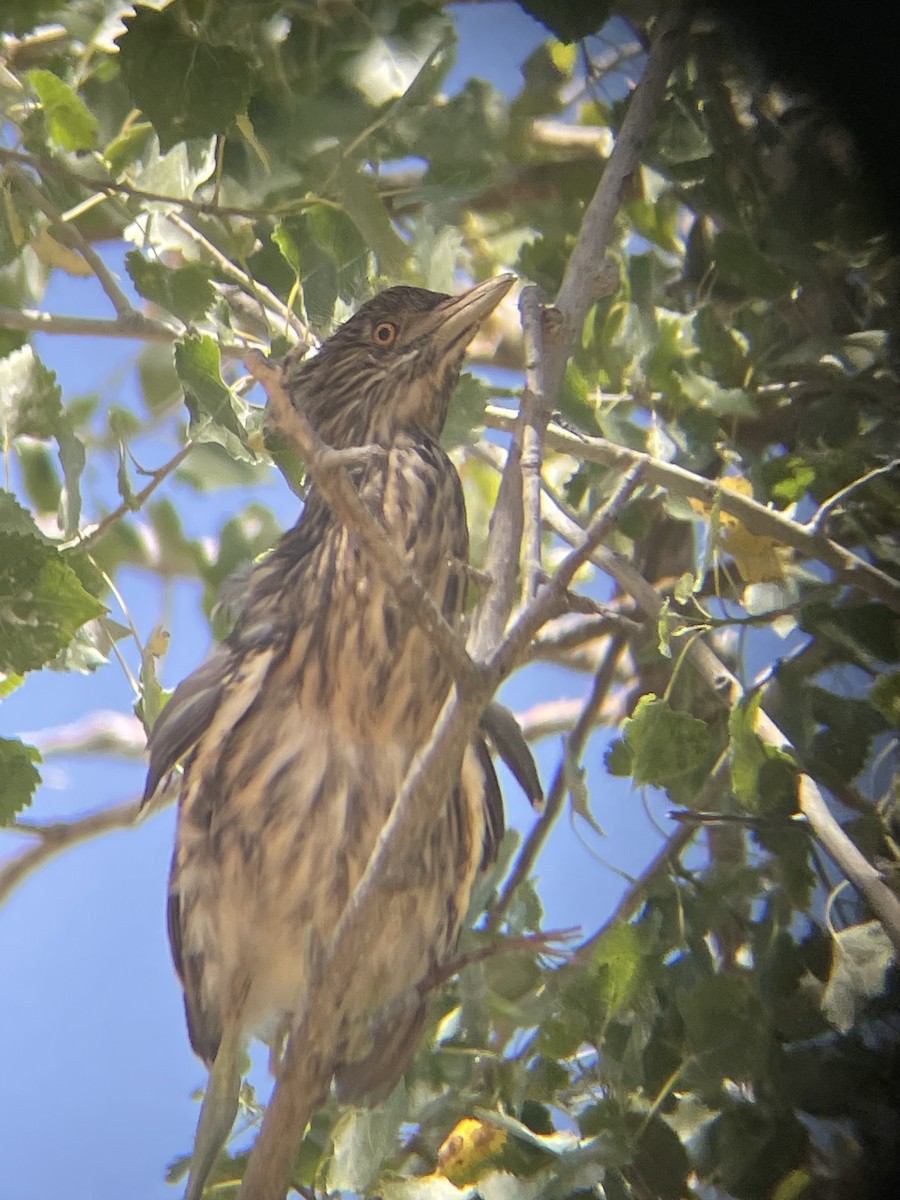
[480,701,544,810]
[142,648,234,804]
[473,735,504,869]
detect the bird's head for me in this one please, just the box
[285,275,515,446]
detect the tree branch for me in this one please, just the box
[486,408,900,615]
[0,304,176,343]
[469,8,685,659]
[518,285,552,601]
[542,494,900,955]
[0,797,141,907]
[7,163,136,317]
[65,441,194,551]
[488,634,629,930]
[168,213,313,347]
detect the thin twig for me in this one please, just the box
[0,304,177,342]
[6,164,136,317]
[486,407,900,616]
[168,213,313,346]
[542,492,900,954]
[574,752,729,959]
[806,457,900,533]
[65,441,195,551]
[541,7,688,398]
[418,927,579,995]
[0,798,141,907]
[518,286,551,601]
[489,463,646,681]
[488,635,629,930]
[0,146,294,220]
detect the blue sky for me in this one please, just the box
[0,6,682,1198]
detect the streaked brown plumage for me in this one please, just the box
[143,275,524,1196]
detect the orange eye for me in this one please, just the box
[372,321,397,346]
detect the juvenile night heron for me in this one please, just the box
[143,274,536,1197]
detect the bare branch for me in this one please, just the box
[806,457,900,534]
[6,164,137,317]
[542,493,900,953]
[0,798,141,907]
[23,710,145,758]
[168,213,314,347]
[487,407,900,616]
[487,635,629,931]
[518,286,552,601]
[489,463,646,681]
[65,441,194,552]
[0,304,176,343]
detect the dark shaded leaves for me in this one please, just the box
[115,4,255,151]
[0,736,42,823]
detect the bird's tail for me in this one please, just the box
[184,1023,243,1200]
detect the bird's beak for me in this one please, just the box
[411,274,516,352]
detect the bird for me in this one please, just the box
[142,273,540,1198]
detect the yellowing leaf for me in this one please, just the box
[721,521,785,583]
[436,1118,508,1185]
[30,227,93,276]
[691,476,785,583]
[236,113,270,171]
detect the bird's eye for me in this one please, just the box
[372,321,398,346]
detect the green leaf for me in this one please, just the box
[103,121,156,177]
[0,490,50,539]
[515,0,612,43]
[27,69,98,151]
[871,670,900,727]
[0,345,62,442]
[304,203,371,300]
[442,373,490,449]
[0,737,42,823]
[0,532,106,673]
[135,626,168,733]
[55,415,85,538]
[677,974,770,1081]
[125,250,215,324]
[271,220,302,277]
[605,695,713,789]
[761,454,817,508]
[591,922,645,1019]
[174,334,257,462]
[821,920,894,1032]
[679,371,755,418]
[51,616,128,675]
[115,4,255,151]
[729,692,797,816]
[335,164,408,275]
[327,1082,408,1193]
